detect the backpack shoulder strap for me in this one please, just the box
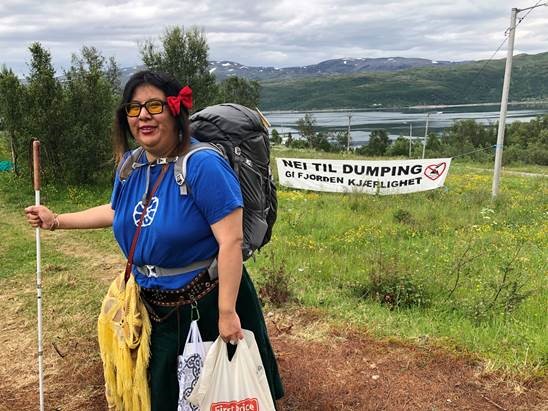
[174,142,225,195]
[118,147,145,181]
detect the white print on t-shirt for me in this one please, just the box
[133,196,159,227]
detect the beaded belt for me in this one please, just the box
[140,270,218,308]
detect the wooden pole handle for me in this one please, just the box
[33,140,41,191]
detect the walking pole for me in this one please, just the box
[33,140,45,411]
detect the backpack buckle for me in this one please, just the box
[157,158,168,165]
[234,146,241,156]
[145,265,158,278]
[175,173,185,186]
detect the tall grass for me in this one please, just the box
[250,148,547,376]
[0,141,546,377]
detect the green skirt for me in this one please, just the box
[147,267,284,411]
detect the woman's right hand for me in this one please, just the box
[25,205,56,230]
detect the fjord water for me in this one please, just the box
[265,103,548,146]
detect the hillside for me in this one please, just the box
[116,56,464,85]
[258,52,548,110]
[209,57,465,81]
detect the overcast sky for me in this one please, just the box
[1,0,547,76]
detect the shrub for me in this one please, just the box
[347,255,430,310]
[368,270,430,309]
[393,208,414,225]
[257,254,294,307]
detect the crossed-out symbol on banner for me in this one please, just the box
[424,162,447,181]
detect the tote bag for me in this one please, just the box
[188,329,275,411]
[97,272,151,411]
[178,320,213,411]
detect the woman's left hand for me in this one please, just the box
[219,310,244,345]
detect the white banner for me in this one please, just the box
[276,157,452,195]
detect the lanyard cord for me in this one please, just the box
[124,163,169,283]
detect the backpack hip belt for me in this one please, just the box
[140,269,219,308]
[134,257,217,279]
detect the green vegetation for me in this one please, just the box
[253,151,547,376]
[260,52,548,110]
[0,27,260,185]
[282,113,548,166]
[2,27,545,384]
[1,131,546,377]
[0,44,121,185]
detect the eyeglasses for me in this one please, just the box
[124,99,166,117]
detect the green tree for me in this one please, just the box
[62,46,120,183]
[218,76,260,108]
[387,136,410,157]
[105,56,122,95]
[442,119,494,151]
[332,130,350,152]
[140,26,218,110]
[23,42,66,181]
[366,129,389,156]
[285,132,293,147]
[270,128,282,145]
[0,66,24,174]
[426,132,442,152]
[315,132,333,152]
[296,113,317,148]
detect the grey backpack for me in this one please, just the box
[119,103,277,261]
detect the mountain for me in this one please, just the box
[258,52,548,110]
[208,57,464,81]
[114,53,548,110]
[116,57,465,85]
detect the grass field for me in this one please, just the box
[0,143,546,380]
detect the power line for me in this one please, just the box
[516,1,548,27]
[424,2,547,108]
[461,36,510,94]
[452,145,496,159]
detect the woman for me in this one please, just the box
[25,70,283,410]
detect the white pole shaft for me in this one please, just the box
[347,113,352,151]
[35,190,45,411]
[409,123,413,158]
[492,8,517,199]
[422,114,430,159]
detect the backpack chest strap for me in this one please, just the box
[119,146,179,180]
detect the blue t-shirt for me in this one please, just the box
[111,143,243,290]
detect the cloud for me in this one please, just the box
[1,0,547,75]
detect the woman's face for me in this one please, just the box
[127,84,178,159]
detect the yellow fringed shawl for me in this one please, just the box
[97,273,151,411]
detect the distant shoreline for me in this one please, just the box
[263,100,548,114]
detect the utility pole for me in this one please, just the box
[346,113,352,151]
[492,3,547,198]
[422,113,430,159]
[492,8,518,199]
[409,122,413,158]
[422,111,442,159]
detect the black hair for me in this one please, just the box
[112,70,190,164]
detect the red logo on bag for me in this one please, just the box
[211,398,259,411]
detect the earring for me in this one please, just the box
[178,129,183,143]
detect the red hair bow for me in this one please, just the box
[167,86,193,116]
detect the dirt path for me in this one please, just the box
[1,310,546,411]
[270,311,547,410]
[0,222,546,410]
